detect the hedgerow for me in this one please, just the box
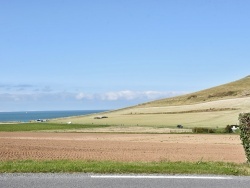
[239,113,250,163]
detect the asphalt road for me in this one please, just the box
[1,173,250,188]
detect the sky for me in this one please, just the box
[0,0,250,111]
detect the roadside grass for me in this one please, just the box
[0,123,110,132]
[0,160,249,176]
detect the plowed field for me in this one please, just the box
[0,132,246,163]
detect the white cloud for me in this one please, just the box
[0,92,75,102]
[0,90,187,111]
[75,93,94,100]
[0,90,186,103]
[100,90,137,101]
[0,82,186,102]
[75,90,186,101]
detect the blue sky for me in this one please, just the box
[1,0,250,111]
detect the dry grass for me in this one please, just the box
[52,97,250,128]
[141,76,250,107]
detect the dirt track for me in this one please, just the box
[0,132,246,163]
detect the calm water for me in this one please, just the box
[0,110,106,122]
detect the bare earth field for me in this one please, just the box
[0,132,246,163]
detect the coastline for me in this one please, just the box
[0,110,107,123]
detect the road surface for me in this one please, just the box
[1,173,250,188]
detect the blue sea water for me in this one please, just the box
[0,110,106,122]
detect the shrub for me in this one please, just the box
[208,91,238,99]
[239,113,250,163]
[224,125,239,133]
[192,127,215,133]
[225,125,233,133]
[187,95,197,99]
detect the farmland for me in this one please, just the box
[51,97,250,129]
[1,76,250,174]
[0,132,245,163]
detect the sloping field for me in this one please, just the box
[0,132,245,163]
[51,76,250,128]
[142,75,250,107]
[52,97,250,128]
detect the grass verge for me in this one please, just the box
[0,123,110,132]
[0,160,249,176]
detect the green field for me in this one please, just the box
[0,123,110,132]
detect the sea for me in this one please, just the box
[0,110,106,122]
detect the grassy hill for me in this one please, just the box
[140,75,250,107]
[51,76,250,130]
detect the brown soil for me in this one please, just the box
[0,132,246,163]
